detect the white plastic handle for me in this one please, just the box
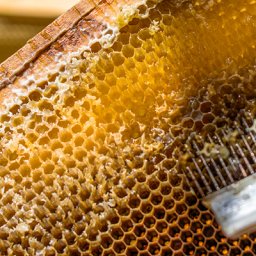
[204,173,256,238]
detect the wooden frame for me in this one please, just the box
[0,0,98,88]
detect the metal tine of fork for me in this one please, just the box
[223,128,249,179]
[207,135,227,187]
[186,166,205,197]
[228,158,242,180]
[242,117,256,144]
[228,143,248,178]
[240,131,256,164]
[218,130,247,178]
[236,143,254,175]
[209,158,227,187]
[214,133,234,183]
[193,141,219,191]
[192,158,212,194]
[218,155,234,183]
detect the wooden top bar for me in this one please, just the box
[0,0,98,87]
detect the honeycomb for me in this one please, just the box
[0,0,255,255]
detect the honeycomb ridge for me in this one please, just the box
[0,0,255,255]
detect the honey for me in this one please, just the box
[0,0,255,255]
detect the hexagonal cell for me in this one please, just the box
[110,227,124,240]
[217,243,230,255]
[200,101,212,113]
[168,225,180,238]
[137,185,151,200]
[239,238,252,251]
[67,247,81,256]
[136,238,148,251]
[126,247,139,256]
[45,248,56,256]
[173,189,184,201]
[157,170,168,182]
[158,234,170,247]
[88,228,99,242]
[230,247,242,256]
[178,216,190,230]
[29,90,42,102]
[150,193,163,205]
[191,221,203,234]
[175,203,187,215]
[193,120,204,131]
[134,225,146,238]
[193,234,205,247]
[101,235,113,249]
[182,117,194,129]
[191,110,202,120]
[202,225,215,238]
[202,113,215,124]
[128,195,141,209]
[196,248,208,256]
[171,238,182,251]
[160,183,172,195]
[113,241,126,253]
[103,249,115,256]
[148,177,160,190]
[188,208,200,221]
[141,202,153,214]
[122,44,135,58]
[144,216,156,229]
[77,238,89,252]
[99,221,108,233]
[215,230,227,243]
[169,174,182,187]
[227,238,239,247]
[200,212,213,225]
[117,206,130,216]
[146,229,158,243]
[205,238,217,252]
[54,240,66,254]
[183,243,196,255]
[121,219,133,232]
[219,84,233,95]
[163,198,175,210]
[64,231,76,245]
[166,212,178,224]
[135,171,146,182]
[156,220,168,233]
[149,243,161,255]
[153,207,165,219]
[181,230,193,243]
[124,233,136,246]
[162,248,173,256]
[91,246,103,256]
[131,210,144,224]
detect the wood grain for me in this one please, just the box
[0,0,98,87]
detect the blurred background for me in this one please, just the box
[0,0,79,63]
